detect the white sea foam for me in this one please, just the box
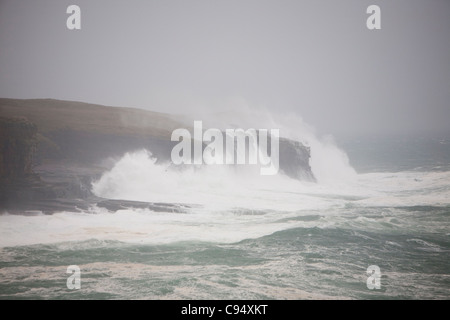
[1,111,449,248]
[1,159,449,248]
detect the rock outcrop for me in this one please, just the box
[0,117,37,181]
[0,98,315,213]
[0,117,41,209]
[279,138,314,181]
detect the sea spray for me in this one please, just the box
[186,105,357,183]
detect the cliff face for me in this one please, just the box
[0,117,42,210]
[0,99,181,212]
[0,117,37,181]
[0,98,315,213]
[0,98,181,166]
[279,138,315,181]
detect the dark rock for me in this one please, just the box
[0,117,37,181]
[279,138,315,181]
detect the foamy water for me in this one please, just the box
[1,152,449,248]
[1,113,449,299]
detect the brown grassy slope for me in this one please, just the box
[0,98,183,138]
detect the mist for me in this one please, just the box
[0,0,449,136]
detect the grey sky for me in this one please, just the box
[0,0,449,136]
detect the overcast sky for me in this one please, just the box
[0,0,449,136]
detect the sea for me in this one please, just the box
[1,129,449,300]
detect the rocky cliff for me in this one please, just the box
[0,117,41,209]
[0,98,315,213]
[0,117,37,181]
